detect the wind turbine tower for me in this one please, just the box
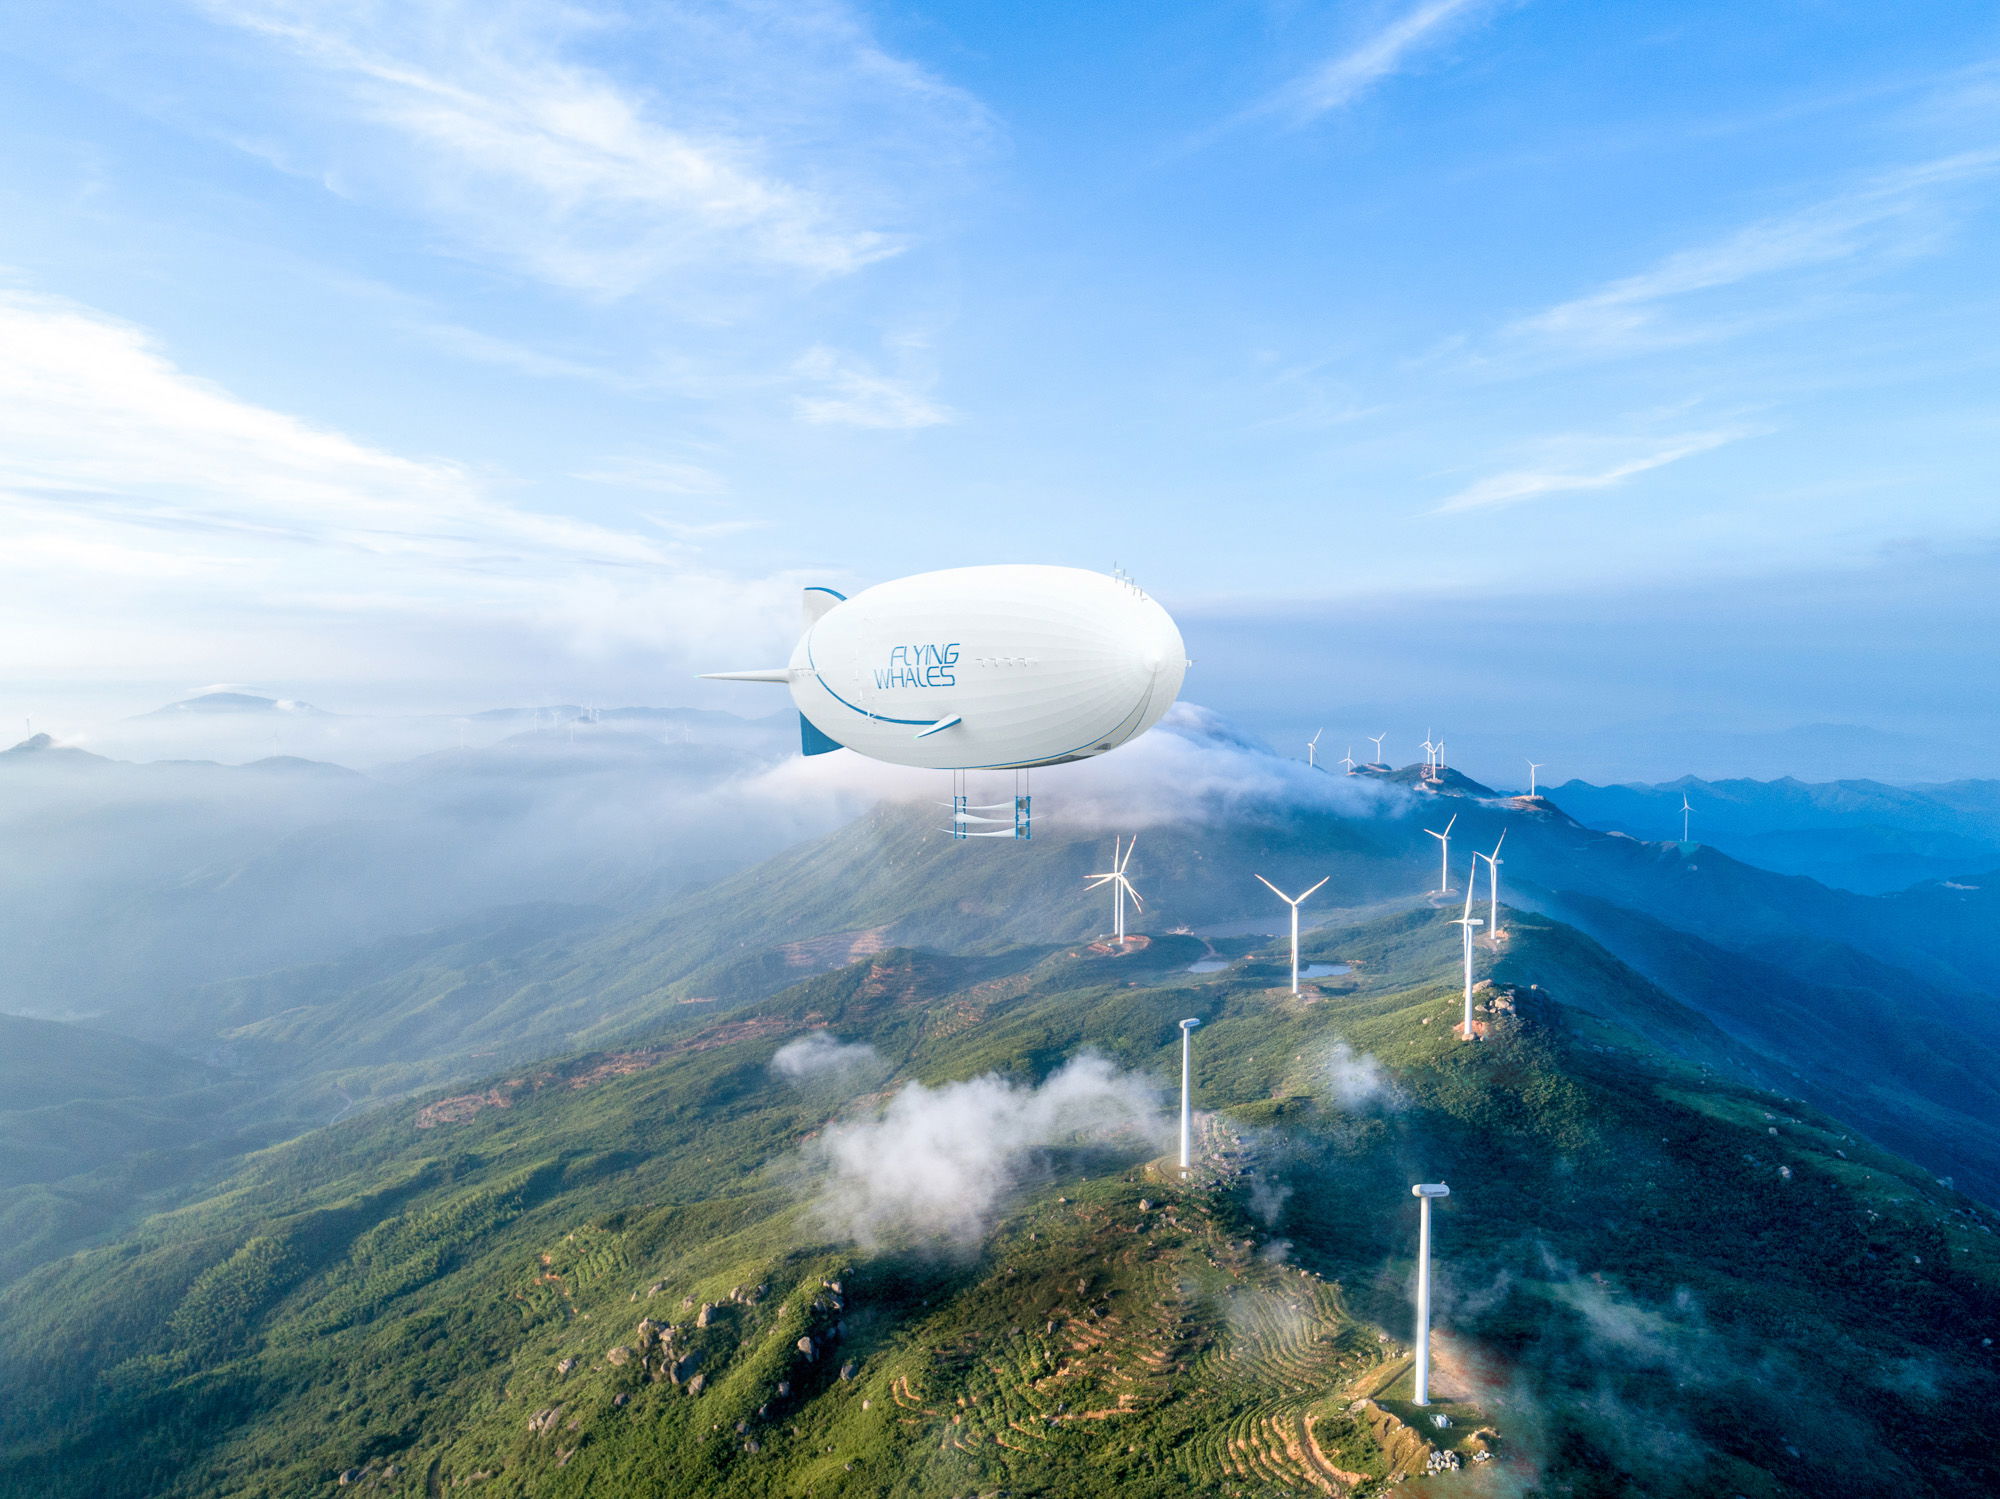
[1525,760,1543,798]
[1178,1017,1202,1172]
[1085,837,1145,944]
[1255,874,1331,994]
[1448,869,1485,1038]
[1680,793,1693,844]
[1425,813,1458,896]
[1476,831,1507,945]
[1411,1182,1452,1406]
[1307,729,1322,770]
[1368,732,1387,768]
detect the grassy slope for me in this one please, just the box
[1,911,1995,1499]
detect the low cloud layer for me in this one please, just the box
[1321,1040,1404,1112]
[807,1056,1168,1251]
[771,1032,881,1081]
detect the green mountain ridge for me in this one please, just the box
[2,906,1995,1499]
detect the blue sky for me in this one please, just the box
[3,0,1999,769]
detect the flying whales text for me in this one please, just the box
[874,643,960,689]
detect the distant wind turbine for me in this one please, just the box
[1680,793,1693,844]
[1085,836,1144,945]
[1307,729,1322,770]
[1339,745,1358,774]
[1420,734,1437,777]
[1368,732,1386,767]
[1525,760,1543,798]
[1476,830,1507,945]
[1448,866,1485,1039]
[1424,813,1458,896]
[1255,874,1330,994]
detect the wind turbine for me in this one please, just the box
[1475,830,1507,945]
[1448,868,1485,1038]
[1424,813,1458,895]
[1420,734,1437,778]
[1525,760,1543,797]
[1411,1183,1452,1406]
[1339,745,1358,774]
[1306,729,1322,770]
[1085,837,1144,945]
[1368,732,1387,768]
[1255,874,1331,994]
[1178,1018,1202,1172]
[1680,793,1693,844]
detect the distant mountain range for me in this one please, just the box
[48,690,792,768]
[1551,773,2000,892]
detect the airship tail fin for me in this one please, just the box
[800,714,845,756]
[803,586,846,625]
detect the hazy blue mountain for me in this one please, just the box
[0,727,824,1023]
[1548,773,2000,891]
[134,691,328,717]
[75,692,790,768]
[0,1014,319,1284]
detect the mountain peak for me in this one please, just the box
[0,733,109,765]
[135,692,326,718]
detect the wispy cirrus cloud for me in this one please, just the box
[792,345,954,429]
[1432,428,1751,513]
[1248,0,1507,127]
[191,0,988,300]
[1499,149,2000,358]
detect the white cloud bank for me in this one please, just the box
[772,1032,880,1081]
[808,1056,1168,1251]
[0,285,798,691]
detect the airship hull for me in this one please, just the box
[785,565,1186,771]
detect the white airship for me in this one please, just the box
[701,564,1188,775]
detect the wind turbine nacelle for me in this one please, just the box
[704,565,1188,771]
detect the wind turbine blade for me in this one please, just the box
[1443,813,1457,835]
[1119,835,1139,873]
[1460,872,1475,919]
[1301,876,1330,901]
[1123,881,1144,910]
[1491,829,1507,857]
[1254,874,1291,901]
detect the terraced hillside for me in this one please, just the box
[2,905,1996,1499]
